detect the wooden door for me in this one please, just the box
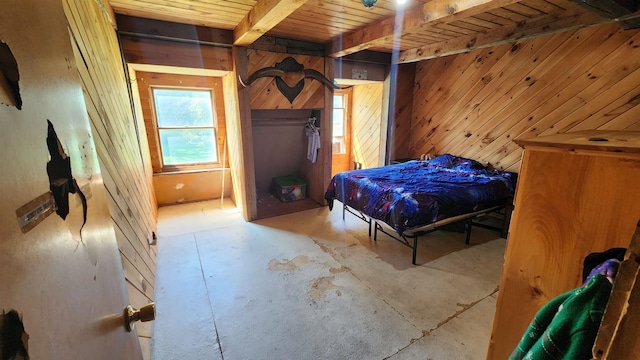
[0,1,142,359]
[331,89,352,176]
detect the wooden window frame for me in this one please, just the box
[151,86,221,173]
[333,89,352,155]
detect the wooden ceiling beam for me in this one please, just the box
[398,8,605,63]
[234,0,308,46]
[329,0,522,58]
[568,0,640,29]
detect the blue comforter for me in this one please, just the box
[324,154,517,235]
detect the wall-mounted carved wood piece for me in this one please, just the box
[240,56,348,103]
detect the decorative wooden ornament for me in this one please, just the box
[239,56,349,104]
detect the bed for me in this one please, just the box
[324,154,517,264]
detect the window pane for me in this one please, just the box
[332,137,345,154]
[333,95,343,108]
[159,129,218,165]
[154,89,213,127]
[333,109,344,137]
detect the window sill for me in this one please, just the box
[154,167,229,176]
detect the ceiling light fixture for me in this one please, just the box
[361,0,377,9]
[397,0,407,4]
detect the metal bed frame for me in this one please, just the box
[341,202,509,265]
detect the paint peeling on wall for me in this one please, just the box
[0,309,30,360]
[46,120,87,236]
[0,41,22,109]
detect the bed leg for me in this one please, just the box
[502,201,513,238]
[412,237,418,265]
[342,203,346,221]
[465,218,473,245]
[373,222,378,241]
[368,218,372,237]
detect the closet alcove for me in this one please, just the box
[251,109,323,219]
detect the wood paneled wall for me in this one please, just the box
[248,50,325,109]
[153,170,232,205]
[389,63,416,161]
[405,23,640,173]
[352,83,384,168]
[64,0,156,357]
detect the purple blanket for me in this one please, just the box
[324,154,516,235]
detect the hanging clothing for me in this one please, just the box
[508,274,613,360]
[306,126,320,163]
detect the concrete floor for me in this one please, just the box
[152,199,505,360]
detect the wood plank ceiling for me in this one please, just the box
[109,0,640,62]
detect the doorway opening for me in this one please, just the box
[332,82,385,176]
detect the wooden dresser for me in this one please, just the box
[486,131,640,359]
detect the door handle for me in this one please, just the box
[124,303,155,332]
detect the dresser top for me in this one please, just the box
[514,131,640,154]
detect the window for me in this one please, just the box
[333,92,348,154]
[152,88,218,169]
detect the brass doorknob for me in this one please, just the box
[124,303,155,332]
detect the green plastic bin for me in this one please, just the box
[272,176,307,202]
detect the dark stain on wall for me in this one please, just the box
[0,309,29,360]
[46,120,87,236]
[0,41,22,110]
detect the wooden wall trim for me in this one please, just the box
[116,14,234,46]
[380,76,390,167]
[127,65,158,220]
[322,57,333,203]
[120,35,232,72]
[225,47,257,221]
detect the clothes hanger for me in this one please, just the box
[306,117,317,131]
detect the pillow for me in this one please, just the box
[452,157,485,171]
[426,154,457,168]
[427,154,485,171]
